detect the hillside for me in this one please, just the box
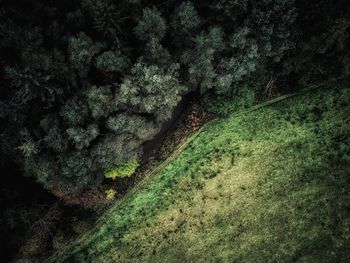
[51,79,350,263]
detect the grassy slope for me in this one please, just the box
[52,79,350,263]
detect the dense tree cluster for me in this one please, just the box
[0,0,349,194]
[281,0,350,85]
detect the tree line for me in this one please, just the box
[0,0,349,194]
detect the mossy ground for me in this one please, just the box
[51,79,350,263]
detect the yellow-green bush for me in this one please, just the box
[105,189,117,200]
[105,160,139,180]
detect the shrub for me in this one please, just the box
[105,160,139,180]
[105,188,117,200]
[204,85,256,116]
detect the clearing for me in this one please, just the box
[51,78,350,263]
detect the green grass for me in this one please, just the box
[51,78,350,263]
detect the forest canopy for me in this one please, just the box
[0,0,349,194]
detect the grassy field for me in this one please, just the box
[51,79,350,263]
